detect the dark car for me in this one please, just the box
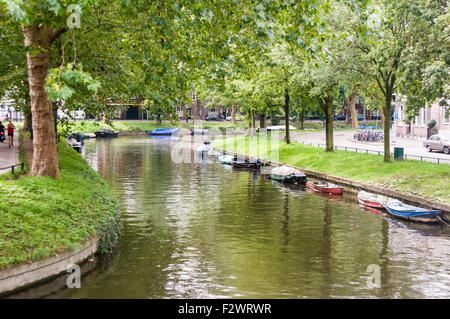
[334,115,346,121]
[95,129,119,138]
[206,114,223,121]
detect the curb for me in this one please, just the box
[213,147,450,214]
[0,237,99,295]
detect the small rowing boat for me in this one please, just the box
[207,150,222,157]
[357,191,398,209]
[231,158,262,170]
[189,128,208,135]
[306,181,343,194]
[149,128,179,135]
[271,166,307,185]
[218,155,234,164]
[383,202,441,223]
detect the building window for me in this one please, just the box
[192,94,197,102]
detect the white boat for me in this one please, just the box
[358,191,399,209]
[218,155,234,164]
[207,150,222,157]
[271,166,307,184]
[66,137,82,152]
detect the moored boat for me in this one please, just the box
[271,166,307,184]
[207,150,222,157]
[95,129,119,138]
[306,181,343,194]
[383,202,441,223]
[218,155,235,164]
[149,128,179,135]
[189,128,208,135]
[357,191,398,209]
[231,158,262,170]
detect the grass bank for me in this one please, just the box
[214,135,450,203]
[59,120,250,135]
[0,141,121,269]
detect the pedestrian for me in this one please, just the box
[0,121,5,143]
[7,120,15,148]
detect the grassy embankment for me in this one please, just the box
[0,140,121,269]
[214,135,450,203]
[59,120,250,135]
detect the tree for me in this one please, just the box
[341,0,448,161]
[0,0,102,178]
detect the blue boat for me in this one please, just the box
[149,128,179,136]
[383,202,441,223]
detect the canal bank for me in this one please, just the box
[212,135,450,214]
[0,138,121,295]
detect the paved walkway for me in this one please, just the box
[289,130,450,164]
[0,133,19,174]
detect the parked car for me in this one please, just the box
[206,114,223,121]
[334,115,346,121]
[95,129,119,138]
[423,134,450,154]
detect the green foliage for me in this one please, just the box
[45,63,101,101]
[0,141,120,269]
[428,119,436,129]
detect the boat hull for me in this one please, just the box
[190,128,208,135]
[149,128,179,135]
[357,197,384,209]
[383,203,441,224]
[271,173,307,185]
[306,182,343,194]
[231,161,262,170]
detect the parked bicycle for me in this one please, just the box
[354,130,384,142]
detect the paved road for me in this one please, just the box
[0,132,19,174]
[290,130,450,164]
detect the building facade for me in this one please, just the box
[394,98,450,138]
[176,93,229,121]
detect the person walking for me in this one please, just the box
[0,121,5,143]
[7,120,15,148]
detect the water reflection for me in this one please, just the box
[12,136,450,299]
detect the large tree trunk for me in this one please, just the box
[300,110,305,130]
[349,89,359,129]
[379,106,385,129]
[23,25,61,178]
[260,114,266,128]
[345,104,352,125]
[383,93,391,162]
[231,104,237,124]
[252,109,256,130]
[318,95,334,152]
[325,95,334,152]
[24,109,32,132]
[284,88,290,144]
[248,109,254,137]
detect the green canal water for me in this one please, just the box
[11,136,450,298]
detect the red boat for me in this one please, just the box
[357,191,392,209]
[306,188,343,200]
[306,181,343,194]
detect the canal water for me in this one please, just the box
[12,136,450,298]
